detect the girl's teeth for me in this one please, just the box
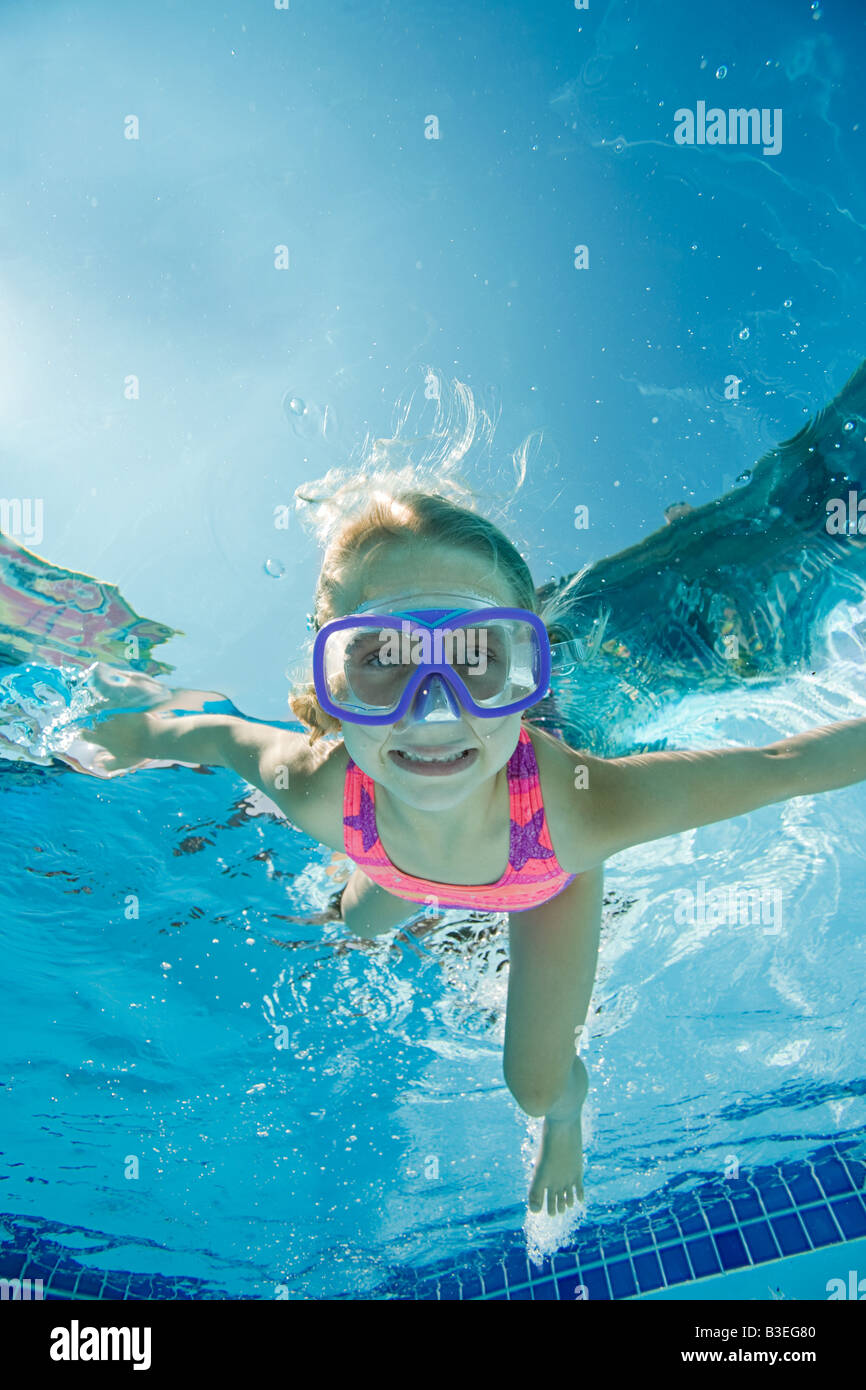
[399,749,467,763]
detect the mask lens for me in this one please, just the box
[323,624,408,712]
[321,616,543,714]
[459,619,540,706]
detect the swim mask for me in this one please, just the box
[311,591,552,726]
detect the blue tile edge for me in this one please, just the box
[380,1135,866,1300]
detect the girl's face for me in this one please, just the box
[335,545,526,812]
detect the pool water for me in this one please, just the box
[2,0,866,1300]
[2,651,866,1298]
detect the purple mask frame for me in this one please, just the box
[312,606,552,726]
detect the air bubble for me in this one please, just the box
[282,391,325,440]
[264,559,287,579]
[783,298,792,308]
[843,419,856,431]
[811,2,822,18]
[715,65,728,79]
[738,327,750,341]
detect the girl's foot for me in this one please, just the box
[528,1057,588,1216]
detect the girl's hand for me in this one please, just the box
[84,662,178,717]
[76,708,161,773]
[72,662,180,774]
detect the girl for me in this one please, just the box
[80,485,866,1218]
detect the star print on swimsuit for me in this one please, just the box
[509,808,555,871]
[344,783,379,852]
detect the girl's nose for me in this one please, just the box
[400,673,463,725]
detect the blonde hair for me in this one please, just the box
[288,372,606,742]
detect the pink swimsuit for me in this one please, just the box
[342,725,577,912]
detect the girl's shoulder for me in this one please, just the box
[522,722,610,874]
[291,734,351,852]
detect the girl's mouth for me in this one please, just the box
[388,746,478,776]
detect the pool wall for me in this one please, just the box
[2,1136,864,1301]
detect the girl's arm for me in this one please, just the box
[78,708,320,826]
[583,716,866,861]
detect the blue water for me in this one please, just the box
[2,0,866,1298]
[3,663,866,1297]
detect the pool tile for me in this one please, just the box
[556,1270,589,1300]
[731,1188,763,1221]
[814,1157,854,1198]
[740,1219,780,1263]
[757,1181,793,1214]
[770,1212,810,1256]
[436,1272,463,1300]
[582,1265,611,1300]
[13,1137,866,1304]
[685,1236,722,1279]
[800,1203,842,1247]
[785,1170,823,1205]
[670,1192,701,1216]
[650,1216,680,1245]
[481,1261,507,1295]
[0,1251,27,1278]
[19,1258,57,1285]
[714,1227,750,1271]
[633,1249,664,1292]
[625,1224,654,1253]
[72,1268,108,1297]
[659,1242,691,1286]
[702,1198,736,1230]
[574,1235,603,1265]
[678,1210,708,1236]
[841,1157,866,1191]
[830,1195,866,1239]
[607,1258,638,1298]
[532,1278,558,1300]
[101,1280,129,1299]
[504,1251,530,1288]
